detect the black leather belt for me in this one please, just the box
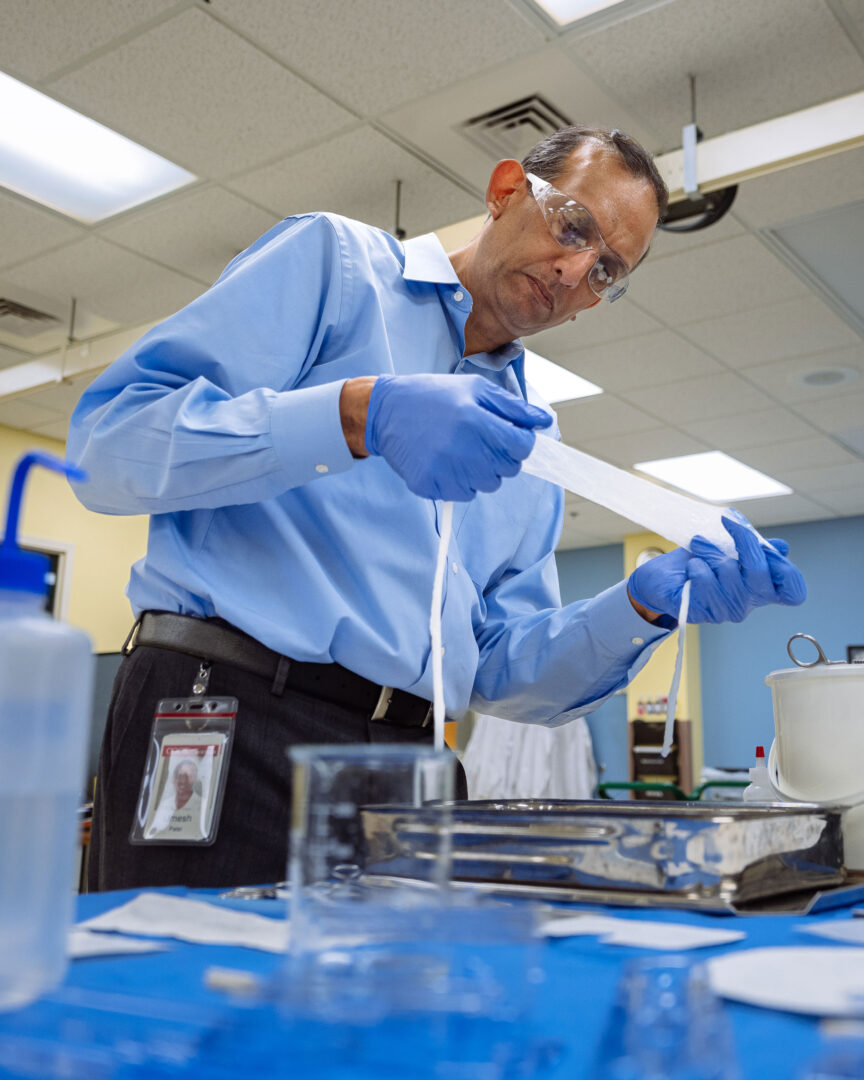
[128,612,433,728]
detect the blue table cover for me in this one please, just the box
[0,888,862,1080]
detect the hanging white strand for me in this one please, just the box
[429,500,454,752]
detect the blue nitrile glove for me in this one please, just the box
[628,512,807,624]
[365,373,553,501]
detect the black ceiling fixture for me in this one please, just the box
[658,75,737,234]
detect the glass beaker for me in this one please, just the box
[594,954,739,1080]
[288,743,455,956]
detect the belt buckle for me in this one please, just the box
[371,686,394,721]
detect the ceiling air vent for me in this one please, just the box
[0,298,61,338]
[459,95,573,160]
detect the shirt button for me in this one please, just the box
[453,290,464,301]
[315,464,329,474]
[452,564,458,574]
[632,636,644,646]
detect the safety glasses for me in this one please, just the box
[525,171,629,302]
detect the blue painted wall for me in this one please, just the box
[699,514,864,769]
[556,515,864,777]
[556,544,629,789]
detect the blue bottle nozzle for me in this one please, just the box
[0,452,87,595]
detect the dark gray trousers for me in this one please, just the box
[87,645,466,891]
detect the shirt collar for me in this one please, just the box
[401,233,461,285]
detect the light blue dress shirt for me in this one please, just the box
[68,213,668,724]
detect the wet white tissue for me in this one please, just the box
[800,921,864,945]
[707,947,864,1016]
[69,928,169,959]
[541,912,745,950]
[78,892,289,953]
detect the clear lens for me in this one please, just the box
[589,254,629,302]
[526,171,629,302]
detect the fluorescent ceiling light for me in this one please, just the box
[524,349,603,404]
[634,451,792,503]
[531,0,629,25]
[0,71,196,223]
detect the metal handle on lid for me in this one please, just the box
[786,633,838,668]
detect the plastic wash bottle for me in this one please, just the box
[742,745,776,803]
[0,451,93,1010]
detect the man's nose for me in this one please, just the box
[553,247,597,288]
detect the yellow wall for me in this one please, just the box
[623,531,703,785]
[0,425,148,652]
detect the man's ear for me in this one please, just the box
[485,159,528,220]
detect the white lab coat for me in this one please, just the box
[462,713,598,800]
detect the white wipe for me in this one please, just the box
[79,892,289,953]
[662,579,691,758]
[523,435,740,556]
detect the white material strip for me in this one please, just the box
[523,435,741,556]
[662,579,691,758]
[430,500,454,752]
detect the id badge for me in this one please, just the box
[130,694,236,846]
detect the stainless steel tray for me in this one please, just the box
[361,798,845,905]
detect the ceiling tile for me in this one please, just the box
[3,237,205,325]
[622,371,775,423]
[0,399,63,430]
[212,0,546,117]
[22,372,100,417]
[557,395,662,443]
[101,187,279,285]
[648,212,746,261]
[811,485,864,515]
[561,499,637,537]
[0,343,32,372]
[677,408,820,449]
[569,0,864,151]
[228,127,481,236]
[631,235,811,325]
[735,492,833,528]
[0,191,86,271]
[48,9,353,179]
[734,147,864,229]
[741,345,864,404]
[781,460,864,494]
[0,0,177,80]
[683,294,861,368]
[835,0,864,42]
[577,427,709,468]
[563,330,724,393]
[525,299,662,359]
[733,436,859,479]
[792,389,864,433]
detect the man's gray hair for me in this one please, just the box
[521,124,669,221]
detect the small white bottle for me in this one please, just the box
[742,745,776,802]
[0,452,94,1010]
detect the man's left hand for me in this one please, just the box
[627,513,807,625]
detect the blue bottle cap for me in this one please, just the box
[0,452,86,595]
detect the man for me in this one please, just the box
[148,758,204,841]
[68,125,805,891]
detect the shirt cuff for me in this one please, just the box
[269,379,355,487]
[588,579,671,653]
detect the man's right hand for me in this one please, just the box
[355,373,552,501]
